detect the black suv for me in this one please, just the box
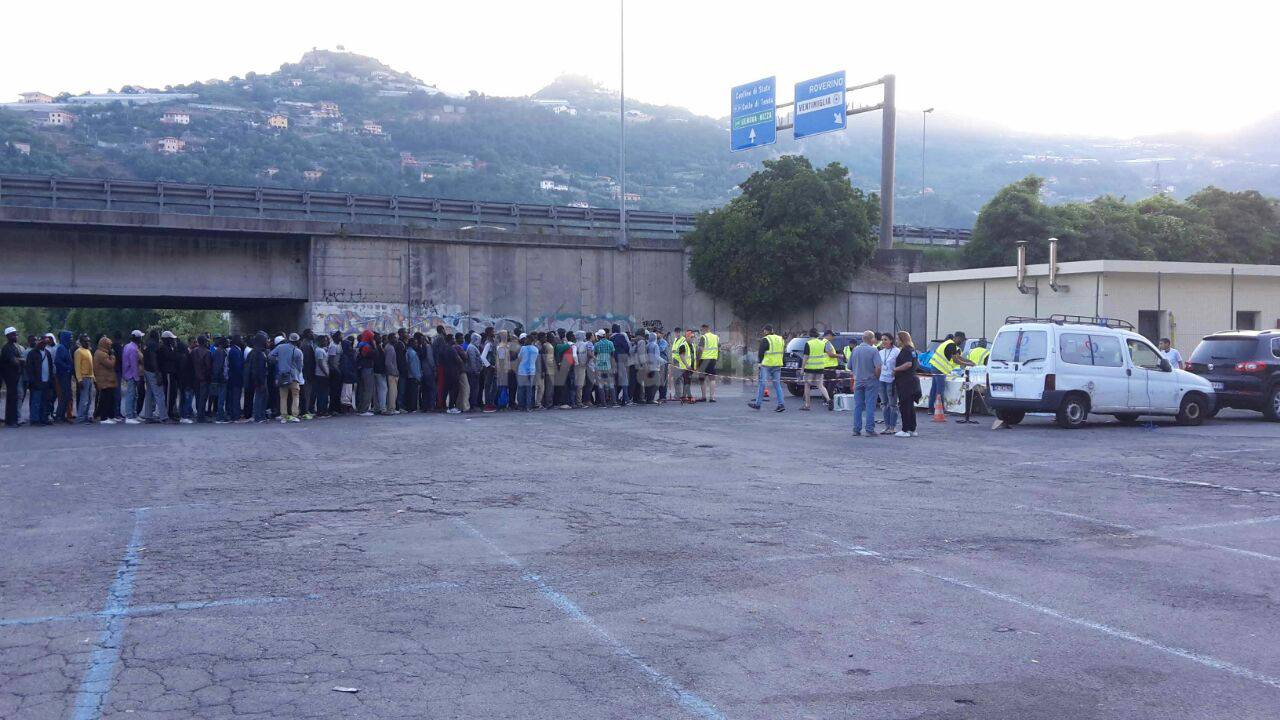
[781,333,859,397]
[1186,330,1280,420]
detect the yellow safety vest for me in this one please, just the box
[842,345,852,367]
[929,339,956,374]
[672,337,692,370]
[823,340,839,369]
[761,334,784,367]
[967,347,989,366]
[804,338,829,370]
[700,332,719,360]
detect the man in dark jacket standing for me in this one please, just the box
[158,331,180,421]
[53,330,74,423]
[226,335,245,422]
[25,336,54,426]
[299,329,317,419]
[247,333,269,422]
[191,335,212,423]
[2,327,22,427]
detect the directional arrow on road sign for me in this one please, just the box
[731,77,776,152]
[794,70,846,140]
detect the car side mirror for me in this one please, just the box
[1159,358,1172,372]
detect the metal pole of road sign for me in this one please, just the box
[879,74,896,250]
[618,0,627,249]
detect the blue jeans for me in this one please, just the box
[517,375,535,410]
[180,389,195,419]
[753,366,784,407]
[76,378,94,423]
[853,383,877,433]
[227,383,242,420]
[29,386,48,424]
[927,372,945,412]
[195,383,210,421]
[143,371,167,421]
[211,382,227,421]
[56,376,72,421]
[122,378,138,419]
[878,380,899,430]
[252,384,268,421]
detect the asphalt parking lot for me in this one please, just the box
[2,385,1278,719]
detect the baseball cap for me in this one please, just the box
[44,332,55,340]
[274,335,285,344]
[288,332,300,342]
[161,330,176,339]
[519,333,528,340]
[3,327,16,336]
[596,329,606,337]
[131,329,144,338]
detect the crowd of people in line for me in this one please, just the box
[0,323,735,427]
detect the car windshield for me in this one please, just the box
[990,329,1048,364]
[785,338,808,353]
[1189,338,1257,363]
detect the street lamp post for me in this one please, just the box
[618,0,627,249]
[921,107,934,228]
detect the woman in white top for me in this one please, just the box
[877,334,901,434]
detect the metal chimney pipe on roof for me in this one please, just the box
[1048,237,1068,292]
[1016,240,1031,294]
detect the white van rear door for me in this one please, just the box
[987,328,1049,400]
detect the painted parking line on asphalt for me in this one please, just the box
[1018,506,1280,563]
[1162,514,1280,532]
[808,530,1280,690]
[453,517,728,720]
[70,507,149,720]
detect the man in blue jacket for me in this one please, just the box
[226,334,245,422]
[53,330,74,423]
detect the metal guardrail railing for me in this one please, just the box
[0,173,973,244]
[0,174,696,240]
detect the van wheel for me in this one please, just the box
[1056,394,1089,429]
[1114,413,1140,425]
[1176,395,1207,426]
[1264,386,1280,421]
[787,383,804,397]
[995,410,1025,426]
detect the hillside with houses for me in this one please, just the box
[4,48,1280,224]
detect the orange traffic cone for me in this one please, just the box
[932,397,947,422]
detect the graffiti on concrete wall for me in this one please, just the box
[314,302,644,337]
[529,312,636,333]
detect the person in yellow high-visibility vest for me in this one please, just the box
[926,331,973,413]
[966,345,990,366]
[670,327,695,403]
[748,325,786,412]
[800,328,836,411]
[696,323,719,403]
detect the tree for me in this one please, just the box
[684,155,878,323]
[962,176,1058,267]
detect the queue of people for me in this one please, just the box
[0,323,733,427]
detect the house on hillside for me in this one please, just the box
[19,92,54,104]
[362,120,383,135]
[267,114,289,129]
[263,166,279,177]
[289,79,303,87]
[312,101,340,118]
[162,110,190,125]
[45,111,75,127]
[539,180,569,192]
[303,169,324,182]
[399,151,418,167]
[419,171,434,183]
[5,141,31,156]
[157,137,185,154]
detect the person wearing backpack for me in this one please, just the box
[269,333,303,423]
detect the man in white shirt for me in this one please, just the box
[877,334,901,434]
[1158,338,1184,369]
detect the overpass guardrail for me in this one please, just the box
[0,173,971,244]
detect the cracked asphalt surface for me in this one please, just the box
[1,387,1278,719]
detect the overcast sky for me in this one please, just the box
[5,0,1276,137]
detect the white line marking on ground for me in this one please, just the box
[1104,471,1280,499]
[452,518,727,720]
[1020,506,1280,563]
[1163,515,1280,532]
[811,530,1280,690]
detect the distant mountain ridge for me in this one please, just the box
[2,49,1279,226]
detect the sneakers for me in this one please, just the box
[279,417,289,423]
[302,413,314,420]
[179,418,194,425]
[100,418,117,425]
[215,420,230,425]
[124,418,141,425]
[446,407,462,414]
[774,405,786,412]
[894,431,912,437]
[852,430,862,437]
[289,416,300,423]
[747,402,761,410]
[359,411,375,417]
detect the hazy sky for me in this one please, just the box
[5,0,1277,137]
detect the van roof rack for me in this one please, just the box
[1004,314,1135,330]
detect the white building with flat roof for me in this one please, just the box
[910,260,1280,353]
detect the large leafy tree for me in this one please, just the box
[963,176,1280,267]
[684,155,878,322]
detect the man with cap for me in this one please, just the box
[25,334,54,426]
[142,330,167,423]
[270,333,303,422]
[157,330,180,421]
[1,327,21,427]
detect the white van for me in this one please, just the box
[985,315,1216,429]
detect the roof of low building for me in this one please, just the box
[910,259,1280,284]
